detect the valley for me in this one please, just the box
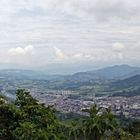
[0,64,140,119]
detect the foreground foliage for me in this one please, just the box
[0,89,139,140]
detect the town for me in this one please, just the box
[30,89,140,119]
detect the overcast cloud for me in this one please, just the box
[0,0,139,69]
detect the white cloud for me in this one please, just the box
[53,47,66,59]
[112,42,125,51]
[8,45,34,55]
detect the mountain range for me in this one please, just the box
[0,64,140,97]
[0,64,140,81]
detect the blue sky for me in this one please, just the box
[0,0,140,70]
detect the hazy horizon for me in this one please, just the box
[0,63,139,75]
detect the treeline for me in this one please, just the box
[0,89,139,140]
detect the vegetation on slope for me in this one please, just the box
[0,89,139,140]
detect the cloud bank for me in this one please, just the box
[0,0,139,69]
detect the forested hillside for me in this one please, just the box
[0,89,139,140]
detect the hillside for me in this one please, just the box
[111,75,140,89]
[89,64,140,79]
[46,65,140,90]
[0,65,140,92]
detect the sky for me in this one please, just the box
[0,0,140,71]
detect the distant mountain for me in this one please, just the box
[89,64,140,79]
[0,64,139,85]
[70,72,105,81]
[0,69,42,79]
[64,65,140,82]
[0,65,140,92]
[111,74,140,89]
[48,64,140,89]
[0,69,61,80]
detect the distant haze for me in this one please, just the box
[0,0,139,71]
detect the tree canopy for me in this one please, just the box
[0,89,139,140]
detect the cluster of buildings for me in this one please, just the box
[30,90,140,118]
[97,96,140,118]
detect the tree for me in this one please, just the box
[82,105,117,140]
[13,89,66,140]
[0,89,139,140]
